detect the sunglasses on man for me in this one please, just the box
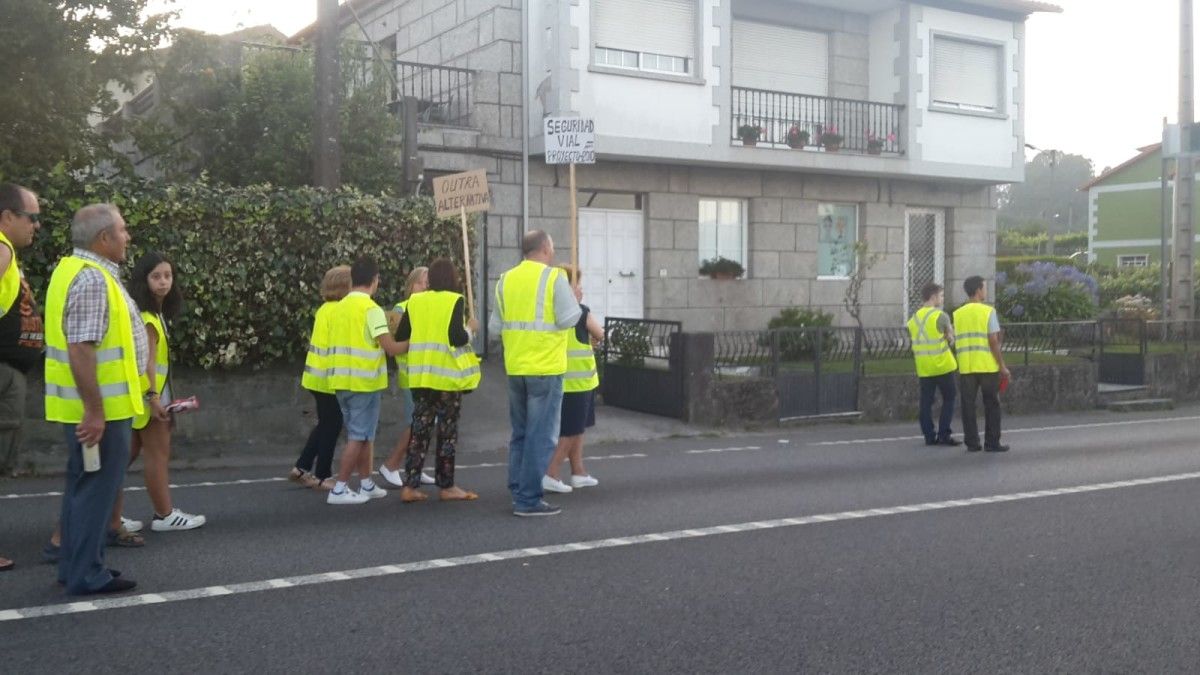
[5,210,40,223]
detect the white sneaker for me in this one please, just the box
[570,474,599,489]
[542,475,573,494]
[327,489,369,505]
[360,483,388,499]
[150,509,206,532]
[420,471,436,485]
[121,516,144,533]
[378,465,405,488]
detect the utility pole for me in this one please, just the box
[1172,0,1195,320]
[314,0,342,189]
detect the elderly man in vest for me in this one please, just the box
[953,275,1011,453]
[907,282,959,447]
[45,204,148,595]
[490,230,581,517]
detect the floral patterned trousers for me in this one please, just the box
[403,390,463,488]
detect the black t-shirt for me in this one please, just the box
[574,304,591,345]
[0,271,45,373]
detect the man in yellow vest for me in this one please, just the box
[953,275,1010,453]
[489,230,581,517]
[325,256,409,505]
[908,282,959,447]
[0,183,44,572]
[45,204,148,595]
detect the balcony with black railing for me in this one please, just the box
[731,86,905,157]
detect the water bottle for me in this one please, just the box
[82,443,101,473]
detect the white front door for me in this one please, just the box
[578,208,644,324]
[903,209,946,317]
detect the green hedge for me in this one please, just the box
[14,170,472,369]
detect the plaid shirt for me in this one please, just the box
[64,248,148,376]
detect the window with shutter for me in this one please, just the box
[731,21,828,96]
[593,0,696,75]
[930,36,1003,113]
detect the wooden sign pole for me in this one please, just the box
[460,205,475,321]
[569,162,578,285]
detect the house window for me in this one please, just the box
[593,0,696,77]
[1117,254,1150,268]
[731,21,829,96]
[817,203,859,278]
[931,36,1003,113]
[699,199,747,273]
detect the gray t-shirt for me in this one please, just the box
[987,307,1001,334]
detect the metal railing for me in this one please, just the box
[386,61,473,127]
[1146,320,1200,350]
[731,86,904,155]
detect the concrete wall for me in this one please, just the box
[1145,351,1200,402]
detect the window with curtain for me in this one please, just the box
[930,36,1003,113]
[817,203,859,278]
[593,0,696,76]
[698,199,747,271]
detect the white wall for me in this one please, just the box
[913,6,1020,169]
[868,8,901,104]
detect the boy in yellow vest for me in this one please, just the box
[953,275,1010,453]
[907,283,959,447]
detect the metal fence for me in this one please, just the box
[731,86,905,155]
[601,318,685,419]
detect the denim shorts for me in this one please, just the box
[335,391,382,441]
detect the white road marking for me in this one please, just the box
[7,469,1200,623]
[685,446,762,455]
[809,415,1200,446]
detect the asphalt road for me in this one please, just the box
[3,406,1200,673]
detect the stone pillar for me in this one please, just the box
[676,332,716,423]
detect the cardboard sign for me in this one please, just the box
[433,169,491,218]
[544,116,596,164]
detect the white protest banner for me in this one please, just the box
[432,169,491,219]
[544,116,596,165]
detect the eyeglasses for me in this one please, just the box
[8,210,40,224]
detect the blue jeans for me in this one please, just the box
[59,418,132,594]
[507,376,564,511]
[918,372,957,442]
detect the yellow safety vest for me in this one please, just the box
[0,231,21,316]
[953,302,1000,374]
[564,319,599,393]
[907,308,957,378]
[393,298,411,390]
[301,301,337,394]
[496,260,567,376]
[405,291,481,392]
[44,256,144,423]
[326,293,388,392]
[133,311,169,430]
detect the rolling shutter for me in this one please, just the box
[732,21,828,95]
[931,37,1002,111]
[593,0,696,60]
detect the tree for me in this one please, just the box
[0,0,175,178]
[128,37,401,192]
[842,241,884,334]
[997,151,1095,233]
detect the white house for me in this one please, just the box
[293,0,1060,332]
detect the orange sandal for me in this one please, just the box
[288,468,319,488]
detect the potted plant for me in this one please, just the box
[786,125,809,149]
[737,124,763,147]
[866,132,895,155]
[699,256,746,280]
[818,125,843,152]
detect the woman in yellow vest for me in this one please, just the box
[379,266,435,489]
[124,252,206,531]
[542,265,605,494]
[289,265,351,490]
[393,258,480,502]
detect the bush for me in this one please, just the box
[766,307,834,360]
[996,255,1081,278]
[13,169,471,369]
[995,261,1098,322]
[607,322,651,367]
[997,230,1088,256]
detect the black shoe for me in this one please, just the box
[924,438,939,446]
[938,437,962,447]
[80,577,137,595]
[58,569,122,586]
[984,445,1010,453]
[966,445,983,452]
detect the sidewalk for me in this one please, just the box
[15,358,710,476]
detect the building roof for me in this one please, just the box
[1080,143,1163,191]
[957,0,1063,14]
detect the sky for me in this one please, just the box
[149,0,1189,174]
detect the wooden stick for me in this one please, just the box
[569,162,578,285]
[460,205,475,321]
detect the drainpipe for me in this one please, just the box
[521,0,531,237]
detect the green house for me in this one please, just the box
[1084,143,1200,267]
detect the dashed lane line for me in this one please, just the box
[4,469,1200,623]
[685,446,762,455]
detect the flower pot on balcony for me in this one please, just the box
[742,138,758,147]
[786,127,809,149]
[867,145,883,155]
[709,271,737,280]
[823,142,841,153]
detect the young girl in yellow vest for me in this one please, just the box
[542,265,605,494]
[379,266,435,488]
[126,252,205,531]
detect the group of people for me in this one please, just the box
[0,184,205,595]
[907,276,1012,452]
[286,229,603,517]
